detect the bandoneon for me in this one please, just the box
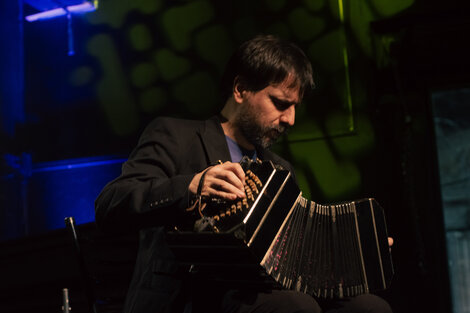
[177,157,394,299]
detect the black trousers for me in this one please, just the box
[220,289,393,313]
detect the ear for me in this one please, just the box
[232,76,246,104]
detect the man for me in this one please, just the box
[95,35,393,313]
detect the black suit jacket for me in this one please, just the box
[95,116,295,313]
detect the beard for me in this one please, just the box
[235,110,289,149]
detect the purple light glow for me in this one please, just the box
[25,2,96,22]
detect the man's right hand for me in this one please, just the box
[188,161,246,201]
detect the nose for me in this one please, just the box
[280,105,295,127]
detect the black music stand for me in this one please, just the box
[64,217,99,313]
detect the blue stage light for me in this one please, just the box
[23,0,98,55]
[1,155,126,240]
[28,156,125,234]
[24,1,98,22]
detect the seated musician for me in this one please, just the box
[95,34,393,313]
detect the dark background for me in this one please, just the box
[2,0,470,312]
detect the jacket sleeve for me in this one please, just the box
[94,118,198,233]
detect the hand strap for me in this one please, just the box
[196,168,210,201]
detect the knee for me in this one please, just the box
[223,289,322,313]
[347,294,393,313]
[268,290,322,313]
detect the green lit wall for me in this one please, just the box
[26,0,415,202]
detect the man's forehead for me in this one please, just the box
[269,79,301,101]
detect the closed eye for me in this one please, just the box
[269,96,294,111]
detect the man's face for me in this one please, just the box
[235,78,301,149]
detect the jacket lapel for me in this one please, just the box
[198,116,232,164]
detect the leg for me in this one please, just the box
[322,294,393,313]
[222,289,322,313]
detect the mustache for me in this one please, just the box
[262,125,290,145]
[270,124,289,136]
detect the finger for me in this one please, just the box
[222,162,246,183]
[213,163,245,189]
[202,183,239,200]
[205,189,239,201]
[204,177,245,199]
[207,163,245,194]
[213,170,245,196]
